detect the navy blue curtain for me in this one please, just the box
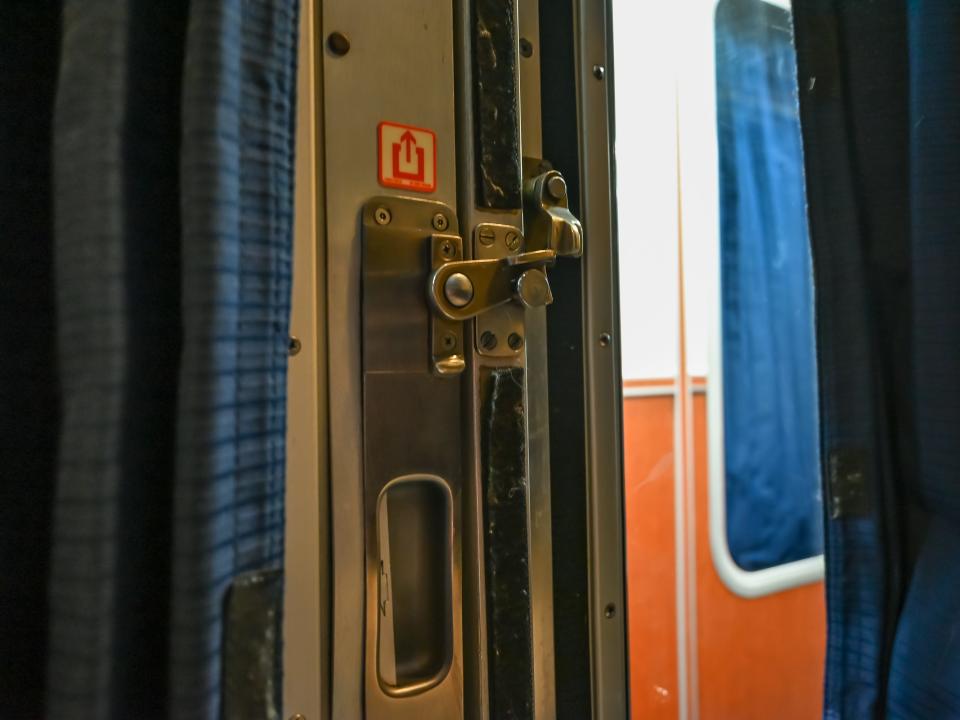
[716,0,822,571]
[0,1,299,718]
[794,0,960,717]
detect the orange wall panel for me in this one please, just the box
[623,393,826,719]
[691,394,826,720]
[623,395,678,719]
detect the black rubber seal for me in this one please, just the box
[472,0,523,209]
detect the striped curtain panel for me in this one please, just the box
[0,1,299,718]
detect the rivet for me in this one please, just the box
[444,272,474,308]
[288,336,302,356]
[604,603,616,619]
[546,175,567,202]
[480,331,498,351]
[599,332,612,347]
[374,206,391,225]
[327,31,350,56]
[432,212,449,231]
[593,64,605,80]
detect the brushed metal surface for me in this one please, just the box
[361,198,465,719]
[321,0,459,715]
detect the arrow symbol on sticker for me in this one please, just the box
[400,130,416,163]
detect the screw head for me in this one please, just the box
[432,212,449,231]
[374,206,391,225]
[505,231,521,252]
[546,175,567,202]
[599,332,612,347]
[288,336,302,356]
[441,332,457,350]
[478,228,496,246]
[480,331,498,351]
[593,64,606,80]
[440,240,456,260]
[444,272,474,308]
[519,37,534,58]
[604,603,616,619]
[328,31,350,56]
[508,333,524,351]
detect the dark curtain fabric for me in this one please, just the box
[793,0,960,717]
[0,4,62,717]
[0,1,299,718]
[715,0,822,572]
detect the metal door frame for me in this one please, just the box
[283,0,628,717]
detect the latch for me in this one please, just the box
[427,170,582,362]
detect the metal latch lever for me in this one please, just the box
[429,249,557,322]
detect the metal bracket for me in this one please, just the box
[362,196,465,378]
[430,234,467,375]
[473,223,528,359]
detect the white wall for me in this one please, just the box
[611,1,681,382]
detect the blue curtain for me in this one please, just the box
[0,2,299,718]
[793,0,960,717]
[715,0,823,571]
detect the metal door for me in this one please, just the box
[284,1,627,718]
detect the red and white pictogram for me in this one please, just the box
[378,121,437,193]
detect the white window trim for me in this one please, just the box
[680,0,824,599]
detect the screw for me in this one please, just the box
[593,64,605,80]
[505,231,521,252]
[432,212,449,231]
[444,272,474,307]
[479,227,496,246]
[546,175,567,202]
[441,332,457,351]
[519,38,534,58]
[289,715,307,720]
[604,603,616,619]
[480,331,498,351]
[288,336,302,356]
[327,31,350,56]
[374,206,391,225]
[508,333,524,351]
[440,240,455,260]
[599,332,612,347]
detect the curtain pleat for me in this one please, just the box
[19,1,301,718]
[794,0,960,717]
[171,1,296,717]
[0,3,62,717]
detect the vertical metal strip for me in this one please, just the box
[284,0,328,716]
[674,129,691,718]
[518,0,557,717]
[574,0,629,716]
[456,0,533,716]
